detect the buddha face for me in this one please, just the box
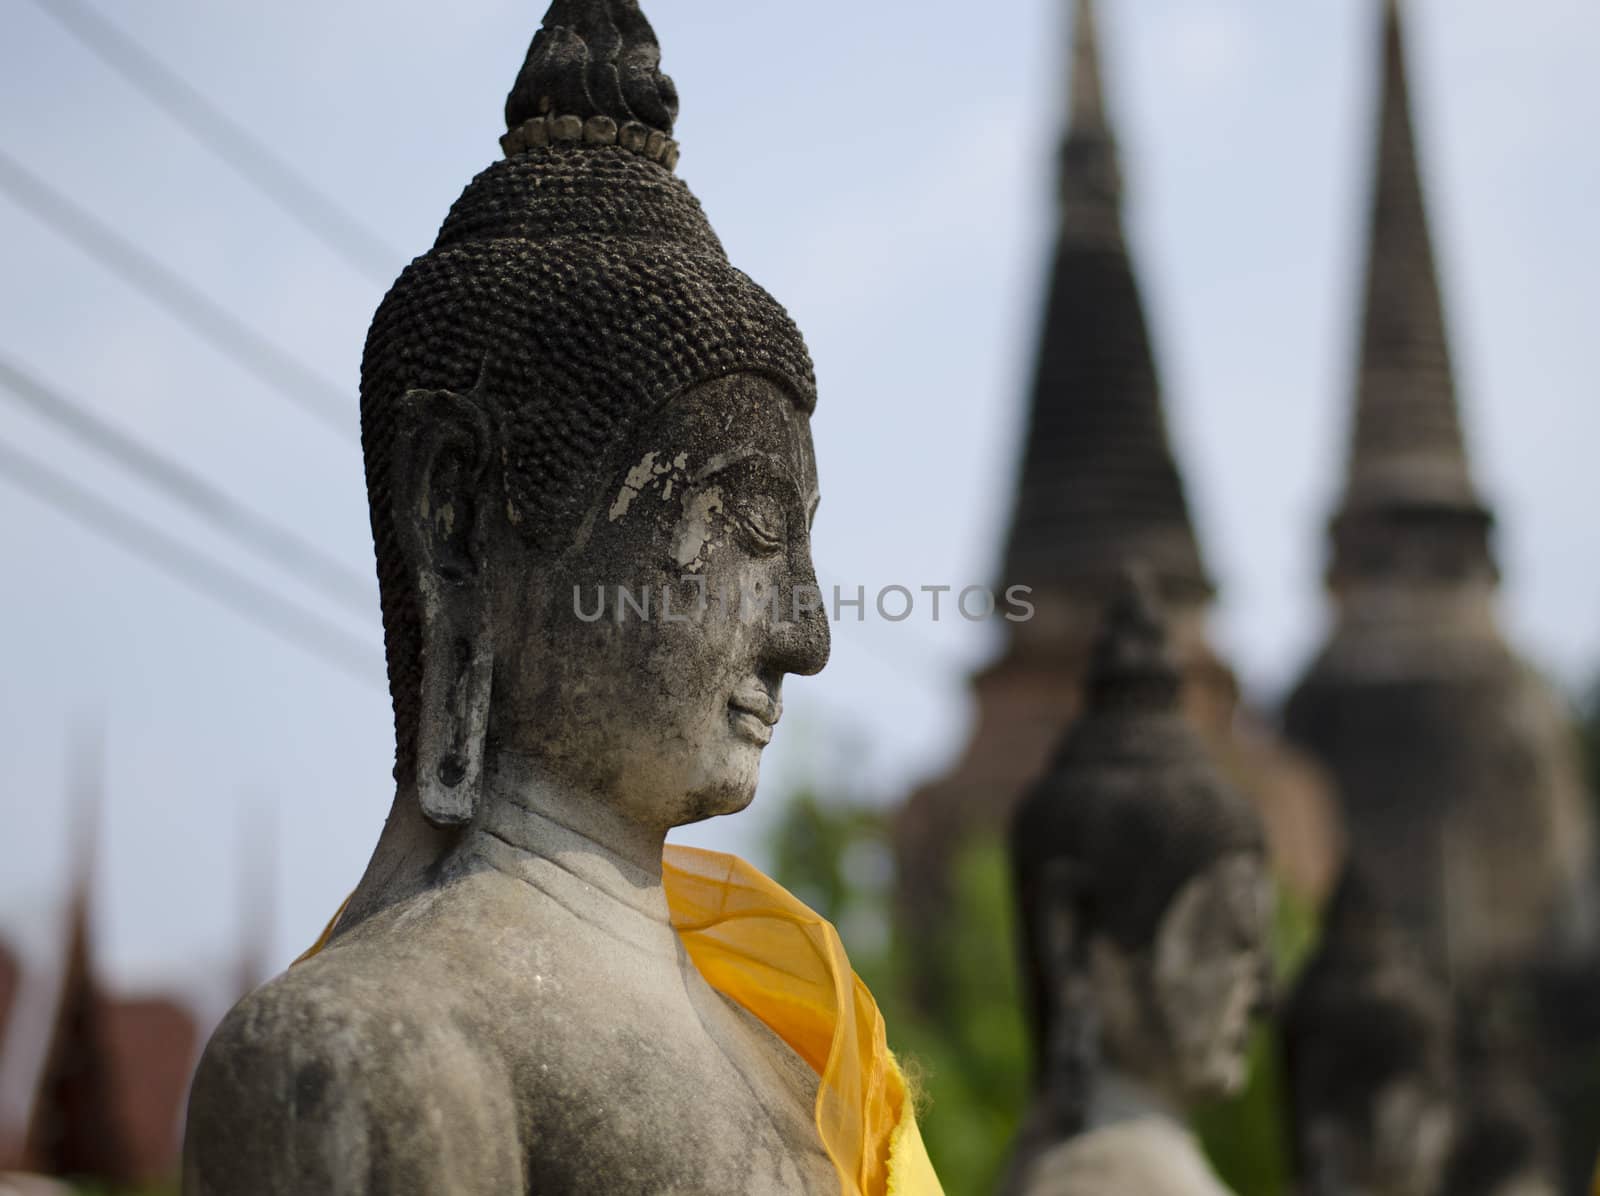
[1367,1075,1455,1196]
[1301,1077,1454,1196]
[1091,852,1273,1101]
[1287,973,1458,1196]
[1152,852,1274,1097]
[481,372,828,830]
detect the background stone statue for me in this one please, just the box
[1285,866,1562,1196]
[1283,869,1457,1196]
[1001,578,1274,1196]
[179,2,894,1192]
[1441,1058,1561,1196]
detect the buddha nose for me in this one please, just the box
[767,550,830,677]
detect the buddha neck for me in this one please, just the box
[338,748,678,947]
[478,749,674,883]
[1087,1065,1187,1132]
[463,752,676,936]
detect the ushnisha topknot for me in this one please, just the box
[501,0,682,170]
[361,0,815,780]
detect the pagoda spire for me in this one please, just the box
[1286,0,1595,989]
[1332,0,1489,584]
[21,727,132,1181]
[1000,0,1210,610]
[1067,0,1108,144]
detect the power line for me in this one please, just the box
[0,148,356,441]
[29,0,401,285]
[0,354,374,616]
[0,437,382,688]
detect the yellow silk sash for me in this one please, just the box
[662,845,942,1196]
[298,846,942,1196]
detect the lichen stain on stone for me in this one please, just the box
[675,486,723,571]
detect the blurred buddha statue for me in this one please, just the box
[1441,1077,1560,1196]
[1283,870,1456,1196]
[1002,577,1274,1196]
[181,3,940,1194]
[1440,995,1561,1196]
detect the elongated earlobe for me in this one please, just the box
[393,387,495,828]
[1037,859,1098,1139]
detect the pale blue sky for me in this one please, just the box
[0,0,1596,1002]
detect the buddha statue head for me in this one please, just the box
[1009,575,1273,1138]
[356,0,827,884]
[1283,868,1457,1196]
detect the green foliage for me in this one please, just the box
[768,792,1025,1195]
[1191,1031,1288,1196]
[879,840,1029,1196]
[769,785,1327,1196]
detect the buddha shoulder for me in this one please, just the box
[1020,1118,1234,1196]
[183,928,523,1196]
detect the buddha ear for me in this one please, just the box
[1038,859,1088,970]
[1036,859,1100,1137]
[392,387,496,828]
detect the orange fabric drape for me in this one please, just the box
[662,845,941,1196]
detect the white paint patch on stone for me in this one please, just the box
[609,451,692,523]
[609,451,661,522]
[675,486,723,572]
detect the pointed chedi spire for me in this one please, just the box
[1001,0,1210,615]
[1069,0,1104,111]
[1287,0,1596,990]
[1331,0,1492,588]
[22,726,134,1183]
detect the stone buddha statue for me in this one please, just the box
[182,4,939,1194]
[1441,1066,1560,1196]
[1001,579,1274,1196]
[1284,865,1562,1196]
[1282,869,1457,1196]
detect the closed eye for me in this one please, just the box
[733,510,785,557]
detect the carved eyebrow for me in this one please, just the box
[694,448,814,517]
[691,447,761,483]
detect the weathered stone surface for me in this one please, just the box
[1014,1112,1232,1196]
[1283,869,1456,1196]
[186,763,835,1195]
[1002,580,1272,1195]
[183,4,837,1192]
